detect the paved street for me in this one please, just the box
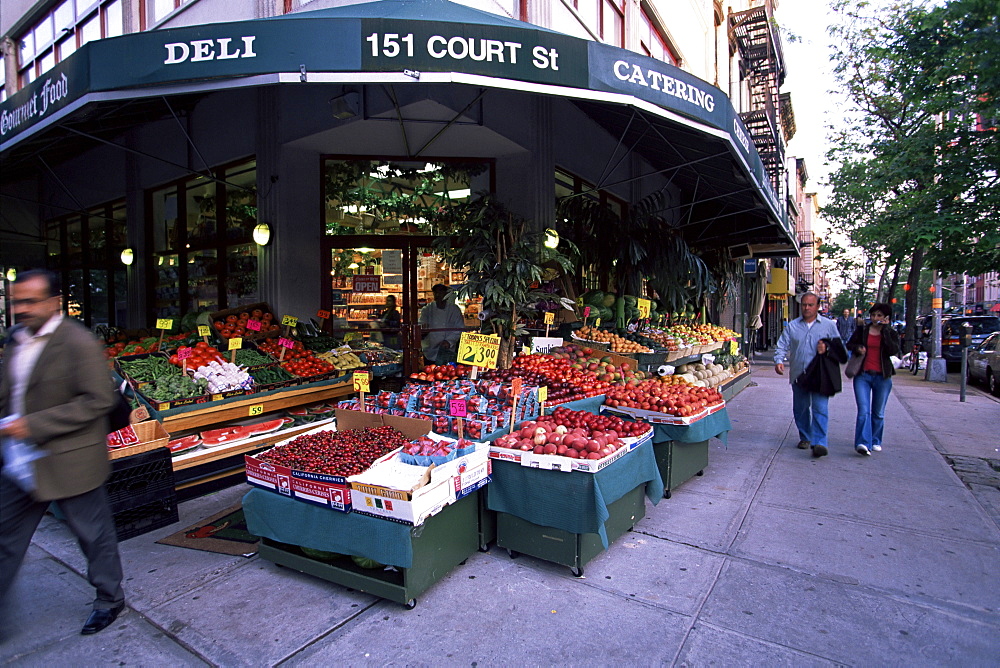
[2,361,998,666]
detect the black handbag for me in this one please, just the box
[108,381,133,432]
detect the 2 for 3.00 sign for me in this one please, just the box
[457,332,501,369]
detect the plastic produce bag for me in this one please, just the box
[1,415,47,493]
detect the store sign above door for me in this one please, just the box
[352,275,382,293]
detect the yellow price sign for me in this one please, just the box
[537,386,548,402]
[457,332,501,369]
[212,394,223,402]
[228,337,243,351]
[729,340,738,354]
[637,298,651,319]
[281,315,298,327]
[932,298,943,309]
[353,371,371,393]
[594,318,601,328]
[249,404,264,416]
[156,318,173,330]
[197,325,211,337]
[575,296,584,307]
[543,312,555,325]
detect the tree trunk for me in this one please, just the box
[884,260,903,305]
[903,247,925,349]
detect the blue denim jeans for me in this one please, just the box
[791,384,830,447]
[853,371,893,448]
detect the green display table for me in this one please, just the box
[487,440,662,575]
[246,489,481,608]
[496,484,646,576]
[653,440,709,498]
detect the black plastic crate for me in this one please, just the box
[113,494,178,541]
[107,447,176,510]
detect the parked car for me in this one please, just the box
[918,315,1000,366]
[967,331,1000,396]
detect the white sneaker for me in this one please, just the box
[856,445,871,456]
[871,444,882,452]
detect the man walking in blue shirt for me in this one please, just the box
[774,293,843,457]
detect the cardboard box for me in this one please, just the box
[349,444,490,525]
[244,410,434,511]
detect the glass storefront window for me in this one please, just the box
[226,243,259,306]
[151,186,179,253]
[323,160,485,236]
[90,269,109,324]
[185,177,216,245]
[187,249,219,313]
[66,217,83,265]
[223,162,256,244]
[154,253,182,317]
[66,269,85,320]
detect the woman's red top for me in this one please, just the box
[863,329,882,373]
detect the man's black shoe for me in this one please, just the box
[797,440,810,449]
[81,603,125,635]
[811,444,828,458]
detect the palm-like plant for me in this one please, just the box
[433,195,578,368]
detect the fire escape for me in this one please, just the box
[728,2,789,195]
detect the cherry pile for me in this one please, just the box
[258,426,408,476]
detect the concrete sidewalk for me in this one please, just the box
[2,364,999,666]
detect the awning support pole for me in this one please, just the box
[562,150,732,200]
[59,126,252,192]
[162,96,213,175]
[414,89,487,158]
[384,85,413,157]
[595,109,644,190]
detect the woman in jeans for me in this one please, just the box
[846,303,901,456]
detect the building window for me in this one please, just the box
[151,0,196,25]
[639,7,679,66]
[15,0,128,91]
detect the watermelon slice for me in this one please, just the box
[246,419,285,436]
[169,435,202,455]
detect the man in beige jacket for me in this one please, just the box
[0,270,125,635]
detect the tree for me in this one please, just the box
[433,195,578,368]
[823,0,1000,347]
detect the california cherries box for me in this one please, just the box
[348,443,491,525]
[244,409,433,512]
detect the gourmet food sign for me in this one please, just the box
[0,52,88,139]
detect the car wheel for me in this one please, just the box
[989,368,998,397]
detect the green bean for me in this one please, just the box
[251,365,295,384]
[118,356,179,383]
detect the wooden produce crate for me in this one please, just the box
[109,419,170,460]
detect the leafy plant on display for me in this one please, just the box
[433,195,579,368]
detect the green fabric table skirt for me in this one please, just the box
[486,440,662,548]
[243,489,416,568]
[647,408,732,445]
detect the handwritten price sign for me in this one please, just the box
[278,337,295,349]
[177,347,193,360]
[281,315,298,327]
[316,309,331,319]
[156,318,173,330]
[543,312,555,325]
[249,405,264,416]
[457,332,501,369]
[197,325,211,337]
[637,298,651,319]
[228,337,243,351]
[352,371,371,393]
[246,319,262,332]
[449,399,468,418]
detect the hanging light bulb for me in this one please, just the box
[253,223,272,246]
[544,228,560,249]
[6,268,16,281]
[120,248,135,265]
